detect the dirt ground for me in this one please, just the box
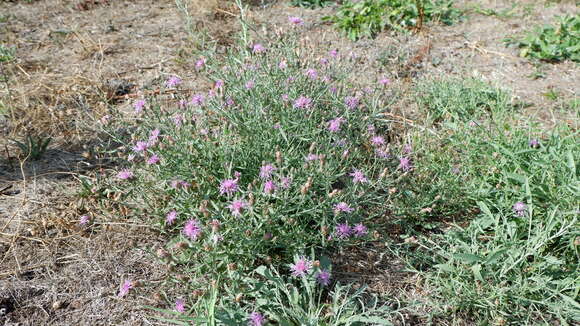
[0,0,578,324]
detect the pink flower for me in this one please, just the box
[293,96,313,109]
[344,96,359,110]
[166,76,182,88]
[245,80,255,89]
[79,215,90,225]
[166,210,178,225]
[305,153,319,161]
[133,141,148,152]
[305,69,318,80]
[183,219,202,240]
[215,79,224,89]
[227,200,247,217]
[249,312,266,326]
[320,58,329,65]
[134,99,146,114]
[513,202,527,217]
[379,77,391,85]
[281,94,289,101]
[375,149,390,159]
[173,114,184,127]
[529,139,540,148]
[335,223,351,239]
[290,257,311,277]
[327,117,345,132]
[279,60,288,70]
[118,280,133,297]
[371,136,385,146]
[117,169,134,180]
[195,58,206,69]
[220,178,239,196]
[399,157,412,172]
[334,202,354,213]
[149,129,161,141]
[349,169,368,183]
[252,43,266,54]
[190,94,205,106]
[288,16,304,26]
[329,49,338,58]
[175,299,185,313]
[403,143,413,154]
[259,164,277,179]
[316,270,331,286]
[263,180,277,194]
[353,223,368,237]
[147,154,160,165]
[280,176,292,189]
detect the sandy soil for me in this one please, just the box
[0,0,578,324]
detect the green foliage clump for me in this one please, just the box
[0,44,15,63]
[12,134,52,160]
[325,0,462,40]
[291,0,336,8]
[505,14,580,62]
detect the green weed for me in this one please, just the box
[0,44,16,63]
[325,0,462,40]
[504,14,580,62]
[12,134,52,160]
[291,0,336,8]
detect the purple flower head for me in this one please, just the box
[219,178,239,196]
[166,210,178,225]
[215,79,224,89]
[263,180,277,194]
[327,117,345,132]
[399,157,412,172]
[330,86,338,94]
[281,94,289,102]
[226,97,235,107]
[329,49,338,58]
[345,96,360,110]
[281,176,292,189]
[371,136,385,147]
[183,219,202,240]
[195,58,206,69]
[79,215,90,225]
[147,154,160,165]
[118,280,133,297]
[529,139,540,148]
[117,169,134,180]
[279,60,288,70]
[166,76,182,88]
[293,96,313,109]
[248,312,266,326]
[320,58,329,65]
[175,299,185,313]
[173,113,184,127]
[334,202,354,214]
[353,223,368,237]
[305,153,319,162]
[403,143,413,154]
[190,94,205,106]
[228,200,247,217]
[133,141,148,152]
[150,128,161,141]
[134,99,146,114]
[335,223,351,239]
[290,257,312,277]
[273,123,281,129]
[375,149,390,159]
[259,164,277,179]
[288,16,304,26]
[245,80,255,89]
[306,68,318,80]
[316,269,331,286]
[367,124,376,134]
[252,43,266,54]
[513,202,527,217]
[349,169,368,183]
[379,77,391,85]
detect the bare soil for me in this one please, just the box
[1,0,578,324]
